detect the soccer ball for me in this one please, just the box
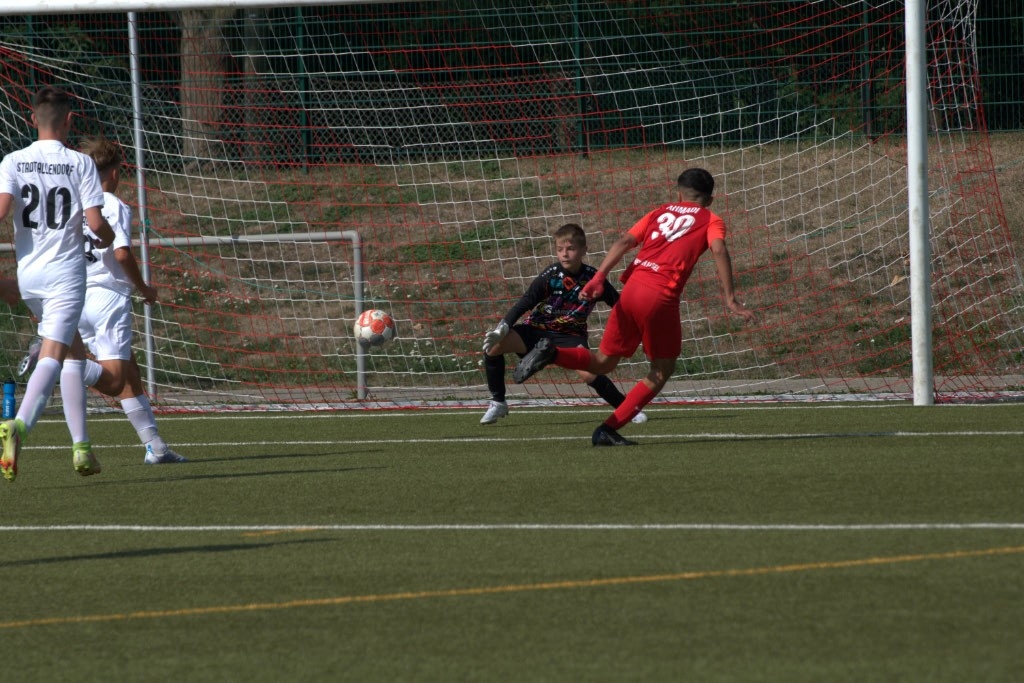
[354,309,397,348]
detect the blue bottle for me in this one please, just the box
[2,379,15,420]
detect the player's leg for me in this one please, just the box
[600,357,673,431]
[61,334,102,476]
[81,287,184,463]
[580,371,623,404]
[513,306,633,383]
[77,287,129,398]
[65,288,136,476]
[2,338,66,481]
[16,337,69,430]
[16,298,75,433]
[560,325,645,422]
[579,371,648,424]
[87,364,126,397]
[119,355,186,464]
[511,336,559,383]
[481,328,527,424]
[592,289,674,446]
[2,296,78,481]
[480,353,510,424]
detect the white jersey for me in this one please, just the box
[0,139,104,298]
[84,191,135,297]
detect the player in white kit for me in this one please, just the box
[0,86,116,482]
[67,135,185,465]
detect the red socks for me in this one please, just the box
[606,382,657,429]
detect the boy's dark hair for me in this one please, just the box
[32,86,72,129]
[79,136,122,174]
[553,223,587,248]
[677,168,715,202]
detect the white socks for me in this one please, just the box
[60,360,90,444]
[121,394,167,454]
[17,356,62,433]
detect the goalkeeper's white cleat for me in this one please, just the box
[631,411,649,424]
[480,400,509,425]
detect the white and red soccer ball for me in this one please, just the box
[354,309,397,348]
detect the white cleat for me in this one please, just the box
[480,401,509,425]
[631,411,649,424]
[145,445,188,465]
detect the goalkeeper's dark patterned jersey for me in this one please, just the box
[501,262,619,337]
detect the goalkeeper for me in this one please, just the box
[479,222,646,426]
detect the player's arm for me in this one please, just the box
[84,205,116,249]
[0,193,12,223]
[580,232,638,301]
[710,238,755,323]
[0,158,15,221]
[505,273,549,325]
[114,247,157,304]
[482,271,549,352]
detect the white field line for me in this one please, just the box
[17,430,1024,451]
[1,523,1024,532]
[74,401,1024,421]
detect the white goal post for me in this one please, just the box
[905,0,934,405]
[1,1,1020,411]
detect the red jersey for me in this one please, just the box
[620,202,725,299]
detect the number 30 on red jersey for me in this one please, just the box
[652,210,696,242]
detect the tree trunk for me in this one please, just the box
[179,9,235,170]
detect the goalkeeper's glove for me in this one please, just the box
[581,271,606,300]
[482,321,510,354]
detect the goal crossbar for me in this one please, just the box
[0,0,407,17]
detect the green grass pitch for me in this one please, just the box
[1,402,1022,682]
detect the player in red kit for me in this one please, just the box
[513,168,755,446]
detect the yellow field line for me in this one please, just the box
[2,544,1021,630]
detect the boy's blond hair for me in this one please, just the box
[79,136,122,175]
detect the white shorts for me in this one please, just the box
[78,287,134,361]
[24,286,86,347]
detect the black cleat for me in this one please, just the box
[512,338,557,383]
[592,424,638,447]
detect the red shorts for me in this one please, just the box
[599,283,681,360]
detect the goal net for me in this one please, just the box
[0,0,1021,410]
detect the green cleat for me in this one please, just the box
[73,442,102,477]
[0,419,23,482]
